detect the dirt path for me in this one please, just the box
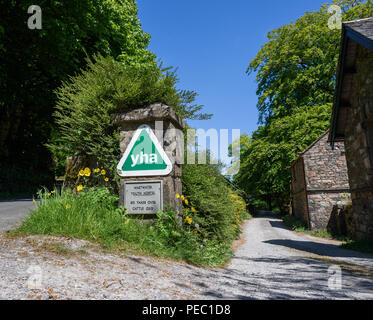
[0,213,373,300]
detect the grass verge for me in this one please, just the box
[282,215,344,240]
[282,215,373,255]
[341,240,373,255]
[11,186,241,267]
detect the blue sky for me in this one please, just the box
[137,0,330,137]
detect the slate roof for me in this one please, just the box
[330,17,373,147]
[344,17,373,42]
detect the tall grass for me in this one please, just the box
[14,187,233,266]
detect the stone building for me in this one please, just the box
[330,18,373,242]
[290,130,350,230]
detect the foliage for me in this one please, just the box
[52,54,211,186]
[341,239,373,254]
[0,0,155,195]
[248,0,373,123]
[234,104,332,209]
[237,1,373,210]
[15,187,234,266]
[182,163,248,243]
[230,192,251,234]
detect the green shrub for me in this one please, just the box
[181,163,247,244]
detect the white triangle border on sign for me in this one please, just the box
[117,124,173,177]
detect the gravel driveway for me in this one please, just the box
[0,213,373,300]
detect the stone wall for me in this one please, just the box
[307,191,350,230]
[345,45,373,241]
[303,133,349,191]
[302,132,351,230]
[291,132,351,230]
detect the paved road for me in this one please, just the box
[0,199,35,232]
[0,211,373,299]
[225,213,373,299]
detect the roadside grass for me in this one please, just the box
[341,240,373,255]
[282,215,373,255]
[11,187,236,267]
[282,215,348,241]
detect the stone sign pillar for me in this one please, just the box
[114,104,185,217]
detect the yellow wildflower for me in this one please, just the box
[65,204,71,209]
[176,193,180,199]
[184,199,189,205]
[94,168,100,173]
[48,193,51,197]
[78,169,85,176]
[104,177,109,182]
[185,216,192,225]
[32,199,36,205]
[101,169,106,175]
[84,167,91,177]
[181,195,185,201]
[191,207,196,213]
[51,190,55,194]
[77,185,83,192]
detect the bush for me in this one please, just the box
[181,163,248,244]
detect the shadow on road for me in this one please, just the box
[264,239,373,260]
[182,256,373,299]
[269,220,290,231]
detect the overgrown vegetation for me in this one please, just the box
[14,184,248,267]
[51,54,211,184]
[182,163,250,245]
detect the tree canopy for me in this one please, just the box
[248,0,373,123]
[0,0,155,195]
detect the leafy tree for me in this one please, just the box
[234,104,332,211]
[237,0,373,210]
[52,54,211,185]
[0,0,154,195]
[248,0,373,123]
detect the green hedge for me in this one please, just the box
[182,163,248,244]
